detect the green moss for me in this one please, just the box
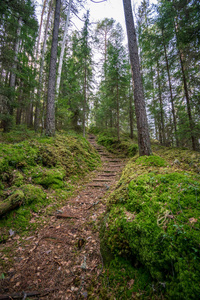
[31,167,66,189]
[12,170,24,187]
[7,189,24,205]
[136,155,167,167]
[102,156,200,299]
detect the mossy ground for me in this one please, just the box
[100,148,200,299]
[0,131,101,241]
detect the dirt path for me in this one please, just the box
[0,135,126,300]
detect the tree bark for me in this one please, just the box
[35,0,53,132]
[129,79,134,139]
[123,0,151,156]
[56,0,73,96]
[46,0,61,136]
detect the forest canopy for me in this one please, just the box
[0,0,199,151]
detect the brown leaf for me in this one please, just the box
[189,217,198,223]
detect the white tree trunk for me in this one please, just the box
[56,0,73,96]
[10,17,22,90]
[35,0,53,131]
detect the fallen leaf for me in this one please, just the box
[189,217,198,223]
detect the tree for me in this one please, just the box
[46,0,61,136]
[122,0,151,156]
[56,0,73,96]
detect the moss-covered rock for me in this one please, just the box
[101,154,200,299]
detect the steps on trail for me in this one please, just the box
[87,183,108,188]
[98,173,116,177]
[92,178,113,182]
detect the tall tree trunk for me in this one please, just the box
[35,0,53,131]
[35,0,47,62]
[162,29,179,147]
[56,0,72,96]
[123,0,151,156]
[46,0,61,136]
[4,16,22,132]
[129,79,134,139]
[174,17,196,150]
[116,81,120,141]
[156,60,166,146]
[179,50,196,151]
[83,63,87,137]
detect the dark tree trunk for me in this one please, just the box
[46,0,61,136]
[123,0,151,156]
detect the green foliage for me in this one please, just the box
[101,153,200,298]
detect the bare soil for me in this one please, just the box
[0,135,126,300]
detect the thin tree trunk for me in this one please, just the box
[179,50,196,150]
[174,17,196,150]
[162,29,179,147]
[83,63,87,137]
[35,0,47,62]
[116,81,120,141]
[35,0,53,131]
[4,16,22,132]
[156,60,166,145]
[56,0,72,96]
[46,0,61,136]
[123,0,151,156]
[129,79,134,139]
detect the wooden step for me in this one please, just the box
[98,173,116,177]
[92,178,113,182]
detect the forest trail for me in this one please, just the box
[0,135,126,300]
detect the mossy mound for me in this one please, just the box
[0,132,100,237]
[101,154,200,299]
[97,133,138,157]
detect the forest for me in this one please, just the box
[0,0,200,299]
